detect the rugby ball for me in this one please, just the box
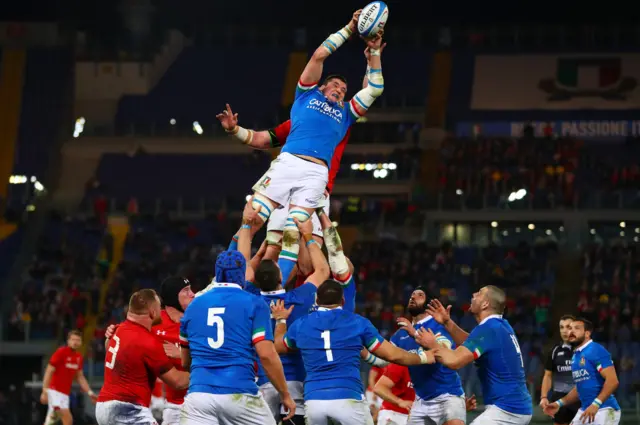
[357,2,389,38]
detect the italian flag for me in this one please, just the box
[596,363,603,372]
[367,338,381,352]
[297,80,317,92]
[252,328,266,344]
[472,348,482,360]
[284,337,293,350]
[179,332,188,346]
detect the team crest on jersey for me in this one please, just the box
[260,176,271,188]
[579,356,586,366]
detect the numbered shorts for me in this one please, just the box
[260,381,305,418]
[44,389,70,425]
[469,404,531,425]
[252,152,328,209]
[378,409,409,425]
[180,392,276,425]
[95,400,157,425]
[408,394,466,425]
[305,399,374,425]
[570,408,621,425]
[161,402,182,425]
[267,195,330,238]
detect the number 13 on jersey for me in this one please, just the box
[321,330,333,362]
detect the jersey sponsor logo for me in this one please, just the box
[307,99,344,123]
[557,365,572,372]
[65,363,79,369]
[572,368,590,382]
[157,330,166,336]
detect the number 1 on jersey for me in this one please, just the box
[321,330,333,362]
[510,334,524,368]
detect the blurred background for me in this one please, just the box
[0,1,639,424]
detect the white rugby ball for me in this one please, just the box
[357,1,389,38]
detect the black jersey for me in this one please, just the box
[545,342,574,394]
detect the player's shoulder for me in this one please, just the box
[586,341,608,356]
[390,327,410,343]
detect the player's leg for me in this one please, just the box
[277,161,328,284]
[180,393,221,425]
[259,382,282,422]
[161,402,182,425]
[315,202,350,280]
[441,395,467,425]
[216,393,276,425]
[262,209,285,261]
[377,410,409,425]
[406,399,432,425]
[94,400,159,425]
[568,407,620,425]
[327,399,374,425]
[304,400,331,425]
[468,405,532,425]
[43,390,72,425]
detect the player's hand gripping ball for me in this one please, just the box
[357,1,389,38]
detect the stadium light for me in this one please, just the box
[528,223,535,230]
[507,188,527,202]
[620,231,625,237]
[635,227,640,234]
[590,229,596,235]
[502,230,508,236]
[490,221,498,228]
[9,175,27,184]
[193,121,203,135]
[515,227,521,233]
[455,189,463,195]
[559,226,565,232]
[73,117,85,138]
[170,118,176,125]
[545,229,552,236]
[619,221,626,228]
[634,236,639,242]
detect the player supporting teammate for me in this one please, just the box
[96,289,190,425]
[237,202,329,424]
[543,318,621,425]
[540,315,579,425]
[373,363,415,425]
[391,287,466,425]
[272,280,436,425]
[218,10,385,286]
[40,330,97,425]
[223,43,384,271]
[179,250,295,425]
[415,287,533,425]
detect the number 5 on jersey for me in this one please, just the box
[321,330,333,362]
[208,308,226,349]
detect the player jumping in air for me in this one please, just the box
[222,43,385,276]
[392,288,467,425]
[272,280,436,425]
[217,9,385,286]
[96,289,190,425]
[40,330,97,425]
[179,250,295,425]
[540,315,580,425]
[414,287,533,425]
[543,318,621,425]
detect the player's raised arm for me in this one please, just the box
[425,299,469,346]
[295,217,330,287]
[216,103,282,149]
[298,10,360,90]
[271,300,294,354]
[316,209,352,281]
[347,37,385,121]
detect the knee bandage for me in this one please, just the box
[322,226,349,276]
[281,209,312,258]
[266,231,282,247]
[251,193,277,223]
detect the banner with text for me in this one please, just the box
[472,54,640,110]
[455,120,640,141]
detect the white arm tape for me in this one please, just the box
[322,26,352,54]
[352,68,384,110]
[227,126,253,144]
[364,352,389,367]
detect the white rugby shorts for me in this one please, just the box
[267,195,330,238]
[305,398,374,425]
[366,390,383,409]
[44,389,70,425]
[95,400,157,425]
[470,404,532,425]
[260,380,305,419]
[570,408,620,425]
[252,152,328,209]
[180,392,276,425]
[161,402,182,425]
[408,394,466,425]
[378,409,409,425]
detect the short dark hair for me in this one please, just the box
[322,74,347,87]
[484,285,506,314]
[573,317,594,332]
[316,280,343,306]
[255,260,281,292]
[560,314,576,322]
[67,330,82,339]
[129,289,159,315]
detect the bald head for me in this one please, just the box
[129,289,160,315]
[484,285,506,314]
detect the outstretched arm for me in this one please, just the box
[348,37,385,120]
[216,103,282,149]
[299,11,360,86]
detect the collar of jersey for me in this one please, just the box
[211,282,243,290]
[261,289,285,296]
[575,339,593,352]
[478,314,502,326]
[416,315,433,325]
[317,307,342,312]
[562,343,572,349]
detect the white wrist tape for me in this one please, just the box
[322,26,352,54]
[351,67,384,113]
[369,49,381,56]
[364,352,389,367]
[322,226,349,275]
[418,348,431,364]
[226,126,253,144]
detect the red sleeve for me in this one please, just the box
[268,120,291,148]
[382,363,406,385]
[49,348,64,367]
[145,336,175,377]
[326,128,350,193]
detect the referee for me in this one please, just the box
[540,315,580,424]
